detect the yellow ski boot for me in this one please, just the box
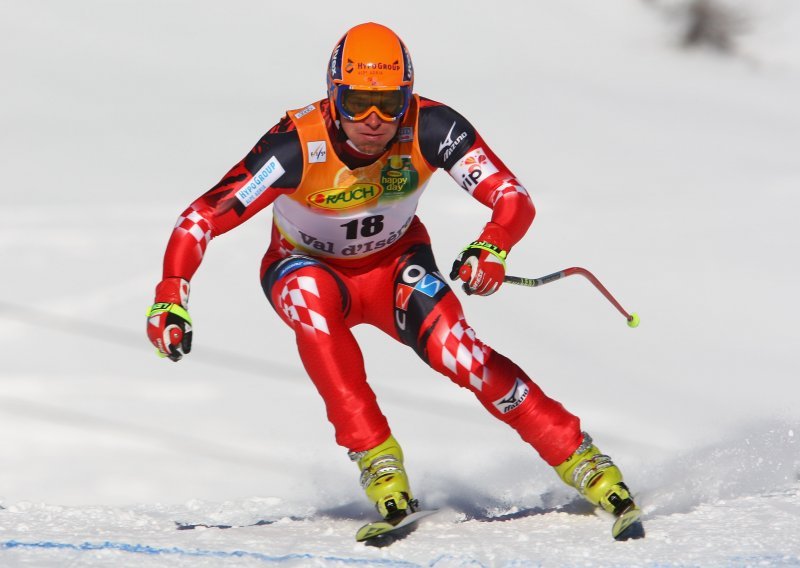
[555,432,644,540]
[349,435,416,520]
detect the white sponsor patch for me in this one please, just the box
[493,377,530,414]
[448,148,500,194]
[307,141,327,163]
[294,104,315,119]
[398,126,413,142]
[235,156,285,207]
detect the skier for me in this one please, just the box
[147,22,640,537]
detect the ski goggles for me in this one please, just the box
[333,85,412,122]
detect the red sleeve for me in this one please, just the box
[446,132,535,252]
[162,124,303,280]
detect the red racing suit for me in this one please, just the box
[159,96,582,465]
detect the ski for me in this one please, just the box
[355,509,439,546]
[612,505,645,541]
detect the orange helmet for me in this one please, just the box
[327,23,414,122]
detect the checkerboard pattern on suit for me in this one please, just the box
[275,232,297,258]
[277,274,330,335]
[491,181,528,206]
[440,316,488,391]
[174,208,212,261]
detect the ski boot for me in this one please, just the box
[555,432,644,540]
[349,434,417,521]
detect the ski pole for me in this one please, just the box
[504,267,640,328]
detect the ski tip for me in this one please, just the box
[356,521,394,543]
[359,524,416,547]
[612,507,645,541]
[355,509,439,545]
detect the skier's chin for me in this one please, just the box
[352,139,389,155]
[340,119,398,155]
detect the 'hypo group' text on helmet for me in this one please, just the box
[327,22,414,123]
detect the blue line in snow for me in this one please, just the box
[0,540,430,566]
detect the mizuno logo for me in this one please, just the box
[438,121,456,154]
[493,378,530,414]
[438,121,468,161]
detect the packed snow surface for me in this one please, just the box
[1,0,799,566]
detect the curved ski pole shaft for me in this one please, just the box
[504,267,640,327]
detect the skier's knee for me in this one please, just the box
[262,255,350,326]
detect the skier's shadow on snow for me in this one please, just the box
[315,485,596,523]
[462,500,595,522]
[317,501,377,520]
[444,489,596,523]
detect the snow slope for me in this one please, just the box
[1,0,799,565]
